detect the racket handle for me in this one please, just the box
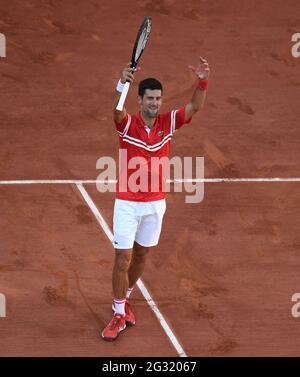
[116,81,130,111]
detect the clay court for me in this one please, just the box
[1,0,300,356]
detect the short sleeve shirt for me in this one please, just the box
[114,108,192,201]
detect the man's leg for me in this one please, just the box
[102,199,139,340]
[128,241,150,288]
[102,249,132,341]
[112,248,132,300]
[116,242,149,328]
[110,247,137,328]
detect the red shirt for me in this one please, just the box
[114,108,192,202]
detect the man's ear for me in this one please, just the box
[137,96,142,105]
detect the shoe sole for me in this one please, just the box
[101,323,126,342]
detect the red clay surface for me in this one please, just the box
[1,0,300,356]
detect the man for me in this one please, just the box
[102,57,210,341]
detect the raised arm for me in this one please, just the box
[185,56,210,120]
[113,63,141,124]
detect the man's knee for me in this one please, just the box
[133,242,150,259]
[114,249,132,272]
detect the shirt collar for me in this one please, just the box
[138,111,158,129]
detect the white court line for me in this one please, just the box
[76,183,187,358]
[1,178,300,185]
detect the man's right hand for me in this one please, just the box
[114,64,141,123]
[120,63,141,84]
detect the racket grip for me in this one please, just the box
[116,81,130,111]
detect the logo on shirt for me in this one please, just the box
[158,130,164,136]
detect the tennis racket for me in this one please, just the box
[116,16,152,111]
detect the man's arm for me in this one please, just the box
[185,56,210,120]
[113,64,140,124]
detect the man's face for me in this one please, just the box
[138,89,163,118]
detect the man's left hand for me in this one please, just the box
[188,56,210,80]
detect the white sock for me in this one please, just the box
[126,287,134,299]
[113,298,126,315]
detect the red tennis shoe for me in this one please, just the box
[124,299,136,326]
[112,299,136,326]
[101,313,126,341]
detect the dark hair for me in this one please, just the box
[138,78,163,97]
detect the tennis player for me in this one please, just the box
[102,57,210,341]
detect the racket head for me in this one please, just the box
[130,16,152,69]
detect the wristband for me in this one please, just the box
[116,79,125,93]
[197,78,208,91]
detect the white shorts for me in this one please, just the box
[113,199,166,249]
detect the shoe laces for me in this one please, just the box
[108,314,124,329]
